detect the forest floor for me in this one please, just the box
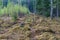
[0,14,60,40]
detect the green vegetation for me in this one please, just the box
[0,0,2,8]
[0,2,30,21]
[0,0,60,40]
[36,0,50,17]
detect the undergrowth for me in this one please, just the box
[0,3,30,21]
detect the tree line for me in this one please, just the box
[0,0,60,19]
[37,0,60,19]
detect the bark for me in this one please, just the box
[50,0,53,19]
[34,0,37,14]
[56,0,59,18]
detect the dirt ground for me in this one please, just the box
[0,14,60,40]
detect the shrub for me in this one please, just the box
[0,3,30,21]
[0,7,8,16]
[44,12,50,17]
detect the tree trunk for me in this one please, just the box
[50,0,53,19]
[56,0,59,18]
